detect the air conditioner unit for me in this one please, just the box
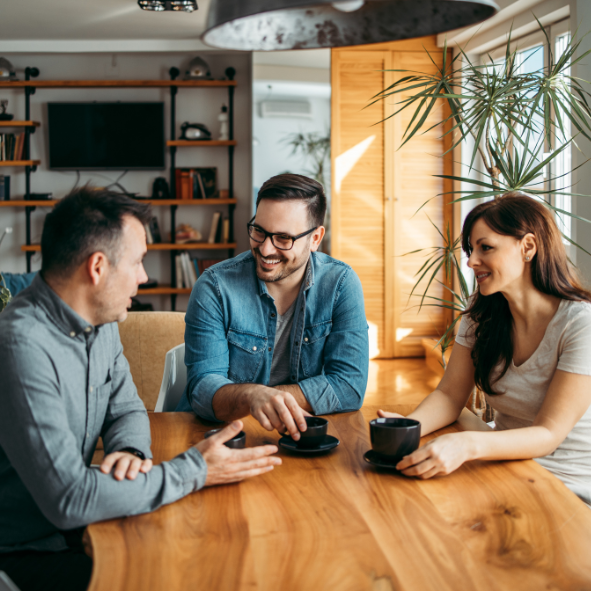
[260,100,312,119]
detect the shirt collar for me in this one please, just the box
[32,274,95,338]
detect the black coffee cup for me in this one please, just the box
[369,418,420,462]
[295,417,328,449]
[204,428,246,449]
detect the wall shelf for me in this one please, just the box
[0,121,40,127]
[166,140,237,147]
[0,198,238,207]
[0,80,236,88]
[0,160,40,167]
[22,242,237,252]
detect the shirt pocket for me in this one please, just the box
[227,329,267,383]
[300,321,332,378]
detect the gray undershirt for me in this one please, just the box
[268,299,297,387]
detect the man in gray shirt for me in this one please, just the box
[0,188,280,591]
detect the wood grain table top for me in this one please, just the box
[86,408,591,591]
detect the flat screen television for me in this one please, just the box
[48,102,165,170]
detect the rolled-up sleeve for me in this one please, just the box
[183,271,234,421]
[101,326,152,457]
[0,337,208,531]
[299,269,369,415]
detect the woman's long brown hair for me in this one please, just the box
[461,194,591,395]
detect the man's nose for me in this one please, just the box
[138,263,148,284]
[259,236,280,256]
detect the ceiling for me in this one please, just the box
[0,0,212,41]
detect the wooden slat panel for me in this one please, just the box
[392,51,452,357]
[332,50,390,358]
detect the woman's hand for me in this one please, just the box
[396,432,472,479]
[377,410,405,419]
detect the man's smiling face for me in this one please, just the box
[250,199,318,284]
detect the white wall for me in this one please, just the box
[0,51,252,311]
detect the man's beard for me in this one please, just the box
[252,246,308,283]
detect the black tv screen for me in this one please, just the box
[48,102,165,170]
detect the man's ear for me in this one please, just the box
[86,251,110,286]
[310,226,326,252]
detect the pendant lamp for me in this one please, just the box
[202,0,498,50]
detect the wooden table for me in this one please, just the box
[86,408,591,591]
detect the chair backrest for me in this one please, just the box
[154,343,187,412]
[118,311,185,411]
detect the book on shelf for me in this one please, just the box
[196,259,224,274]
[175,255,184,288]
[195,171,207,199]
[0,133,25,161]
[144,223,154,244]
[208,211,222,244]
[174,252,200,289]
[191,257,200,281]
[174,167,218,199]
[222,217,229,243]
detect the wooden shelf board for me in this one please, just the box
[166,140,237,147]
[0,198,237,207]
[0,160,40,167]
[138,285,192,295]
[0,121,40,127]
[21,242,236,252]
[0,80,236,88]
[0,200,55,207]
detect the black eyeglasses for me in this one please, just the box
[247,217,318,251]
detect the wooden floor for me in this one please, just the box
[363,358,439,408]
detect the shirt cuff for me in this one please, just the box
[168,446,208,493]
[298,375,342,415]
[189,373,235,422]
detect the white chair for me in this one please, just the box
[154,343,187,412]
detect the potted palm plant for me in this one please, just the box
[370,24,591,418]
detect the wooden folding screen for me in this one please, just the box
[331,37,452,358]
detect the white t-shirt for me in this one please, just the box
[456,299,591,506]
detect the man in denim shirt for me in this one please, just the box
[178,174,369,441]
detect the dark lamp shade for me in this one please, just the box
[202,0,499,50]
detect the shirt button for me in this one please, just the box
[86,432,89,439]
[70,331,76,337]
[85,327,92,333]
[304,337,309,342]
[295,341,299,345]
[89,386,93,393]
[252,346,257,351]
[271,313,276,318]
[268,347,272,352]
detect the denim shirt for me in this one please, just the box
[177,251,369,420]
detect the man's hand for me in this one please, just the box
[247,385,309,440]
[377,410,405,419]
[196,421,281,486]
[100,451,153,481]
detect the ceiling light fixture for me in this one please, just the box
[137,0,197,12]
[202,0,498,51]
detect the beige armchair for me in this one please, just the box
[118,311,186,411]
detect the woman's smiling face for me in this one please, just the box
[467,218,535,296]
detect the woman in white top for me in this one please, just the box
[380,193,591,506]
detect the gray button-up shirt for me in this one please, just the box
[0,274,207,553]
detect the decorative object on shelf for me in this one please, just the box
[0,175,10,201]
[180,122,212,141]
[184,56,212,80]
[201,0,498,50]
[151,177,170,199]
[0,59,17,81]
[218,105,229,141]
[175,223,202,244]
[137,0,197,12]
[0,100,13,122]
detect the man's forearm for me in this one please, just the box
[273,384,312,413]
[212,383,256,422]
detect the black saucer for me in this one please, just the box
[363,450,402,470]
[278,435,340,454]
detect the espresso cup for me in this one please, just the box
[369,418,421,462]
[204,428,246,449]
[296,417,328,449]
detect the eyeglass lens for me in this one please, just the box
[248,226,293,250]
